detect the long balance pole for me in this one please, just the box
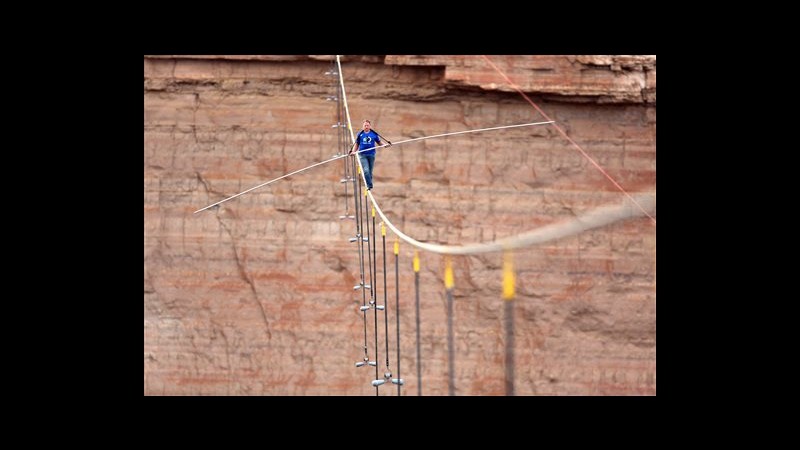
[193,121,553,214]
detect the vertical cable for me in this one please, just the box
[338,55,379,390]
[338,80,349,215]
[354,164,369,362]
[414,250,421,396]
[336,64,369,365]
[372,206,378,313]
[503,250,515,396]
[364,189,373,310]
[364,189,379,395]
[395,239,402,396]
[445,256,455,396]
[382,221,390,373]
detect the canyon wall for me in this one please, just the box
[144,55,656,395]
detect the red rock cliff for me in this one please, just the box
[144,55,656,395]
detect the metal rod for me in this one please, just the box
[504,299,515,396]
[414,251,421,396]
[503,251,515,396]
[395,241,401,396]
[355,167,368,360]
[337,80,349,215]
[193,152,350,213]
[336,55,356,144]
[372,209,378,311]
[446,286,455,396]
[367,195,379,396]
[382,224,390,372]
[445,257,455,396]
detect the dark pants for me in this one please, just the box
[359,154,375,189]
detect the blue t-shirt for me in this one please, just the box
[357,130,380,156]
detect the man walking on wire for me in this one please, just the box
[349,119,390,190]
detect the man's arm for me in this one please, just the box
[373,130,392,146]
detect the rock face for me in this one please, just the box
[144,55,656,395]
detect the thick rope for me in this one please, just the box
[368,189,653,255]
